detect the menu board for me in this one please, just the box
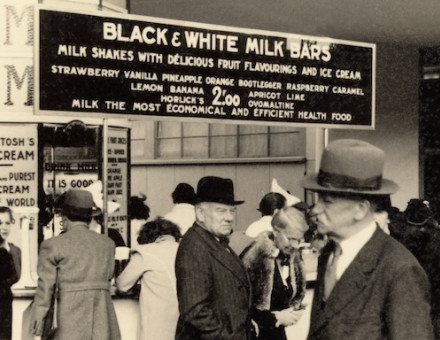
[36,6,375,129]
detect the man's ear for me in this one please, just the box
[354,200,371,221]
[194,204,205,222]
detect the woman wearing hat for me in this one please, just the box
[241,206,308,340]
[31,189,121,340]
[390,198,440,339]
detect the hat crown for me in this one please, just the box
[196,176,244,206]
[58,189,99,217]
[303,139,398,195]
[404,199,433,225]
[172,183,197,204]
[320,139,384,180]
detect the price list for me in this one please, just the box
[37,7,375,128]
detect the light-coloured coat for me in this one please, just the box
[117,237,179,340]
[308,227,434,340]
[31,222,121,340]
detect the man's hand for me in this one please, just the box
[273,307,305,327]
[32,320,43,336]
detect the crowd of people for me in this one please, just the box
[3,138,440,339]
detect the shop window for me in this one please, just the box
[154,121,305,160]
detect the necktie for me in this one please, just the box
[219,237,230,247]
[277,253,290,266]
[324,241,342,301]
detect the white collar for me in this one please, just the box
[335,221,376,279]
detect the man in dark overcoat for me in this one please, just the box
[175,176,252,340]
[303,139,434,340]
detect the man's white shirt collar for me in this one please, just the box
[335,222,376,279]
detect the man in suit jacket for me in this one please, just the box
[31,189,121,340]
[303,139,434,340]
[175,176,252,340]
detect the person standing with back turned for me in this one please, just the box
[31,189,121,340]
[304,139,433,340]
[175,176,251,340]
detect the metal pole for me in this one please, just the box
[102,118,108,236]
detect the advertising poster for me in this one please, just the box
[36,6,375,129]
[106,127,129,243]
[0,124,38,209]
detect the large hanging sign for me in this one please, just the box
[35,6,375,129]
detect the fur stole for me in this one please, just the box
[240,231,306,311]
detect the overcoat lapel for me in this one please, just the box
[193,224,250,288]
[309,227,386,335]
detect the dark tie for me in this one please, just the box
[324,241,342,300]
[218,237,231,252]
[277,253,290,266]
[219,237,229,246]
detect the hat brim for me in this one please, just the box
[197,198,245,206]
[57,206,102,218]
[302,174,399,195]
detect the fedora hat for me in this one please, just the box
[303,139,398,195]
[55,189,102,217]
[196,176,244,206]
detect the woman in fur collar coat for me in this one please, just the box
[240,206,308,340]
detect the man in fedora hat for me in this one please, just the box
[304,139,433,339]
[175,176,252,340]
[31,189,121,340]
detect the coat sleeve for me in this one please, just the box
[386,263,434,340]
[175,243,231,340]
[116,250,144,292]
[31,239,58,336]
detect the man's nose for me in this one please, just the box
[308,202,323,217]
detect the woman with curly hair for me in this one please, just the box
[116,217,181,340]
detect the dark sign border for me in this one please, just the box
[35,6,376,129]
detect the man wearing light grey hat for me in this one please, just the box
[304,139,433,340]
